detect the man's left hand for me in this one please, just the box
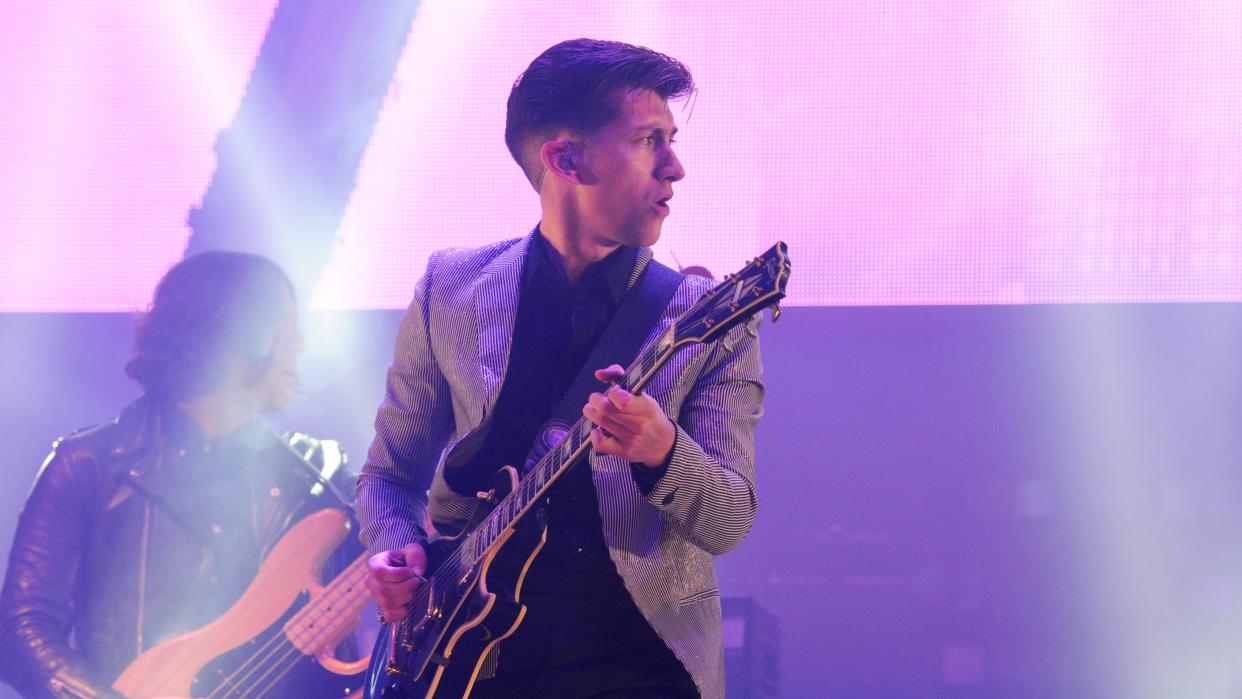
[584,364,675,467]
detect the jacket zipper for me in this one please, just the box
[135,498,151,653]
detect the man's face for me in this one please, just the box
[244,297,304,412]
[573,88,685,248]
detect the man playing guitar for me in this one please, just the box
[360,39,764,699]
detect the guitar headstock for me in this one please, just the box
[673,241,790,347]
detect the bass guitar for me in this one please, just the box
[365,242,790,699]
[107,507,371,698]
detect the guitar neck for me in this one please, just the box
[283,552,371,650]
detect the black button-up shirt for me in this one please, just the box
[469,231,694,696]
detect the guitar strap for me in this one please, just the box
[521,256,684,471]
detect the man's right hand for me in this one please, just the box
[365,543,428,623]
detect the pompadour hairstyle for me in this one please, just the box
[505,38,694,189]
[126,251,295,402]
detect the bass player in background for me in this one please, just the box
[0,252,360,698]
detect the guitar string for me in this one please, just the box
[203,557,369,698]
[202,606,296,698]
[233,561,370,696]
[242,592,380,699]
[234,643,301,699]
[237,639,319,699]
[219,589,360,699]
[240,646,312,699]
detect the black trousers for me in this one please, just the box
[470,683,697,699]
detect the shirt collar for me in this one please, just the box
[528,226,638,304]
[159,401,274,456]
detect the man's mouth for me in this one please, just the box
[654,193,673,214]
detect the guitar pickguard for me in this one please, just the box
[188,591,364,698]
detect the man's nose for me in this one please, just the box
[661,147,685,182]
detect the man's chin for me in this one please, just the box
[599,220,664,249]
[258,392,292,413]
[633,223,665,248]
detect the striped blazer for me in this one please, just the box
[357,231,764,699]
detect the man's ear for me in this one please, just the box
[539,139,579,185]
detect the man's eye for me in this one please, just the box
[639,136,655,145]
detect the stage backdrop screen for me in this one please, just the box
[1,0,1239,311]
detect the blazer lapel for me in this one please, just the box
[472,232,532,417]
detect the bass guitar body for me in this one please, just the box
[367,467,546,699]
[112,508,368,698]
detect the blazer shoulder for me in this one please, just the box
[664,271,719,316]
[429,236,525,277]
[678,272,718,296]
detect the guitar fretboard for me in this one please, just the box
[283,552,370,653]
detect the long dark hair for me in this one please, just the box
[126,252,295,402]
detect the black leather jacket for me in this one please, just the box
[0,398,356,699]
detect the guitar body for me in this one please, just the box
[368,467,547,699]
[113,508,367,698]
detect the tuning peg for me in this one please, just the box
[771,304,782,322]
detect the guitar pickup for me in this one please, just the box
[386,660,414,677]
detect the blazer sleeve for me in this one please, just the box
[642,319,764,555]
[0,447,122,699]
[356,252,456,555]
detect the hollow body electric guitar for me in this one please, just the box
[364,243,790,699]
[106,508,371,699]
